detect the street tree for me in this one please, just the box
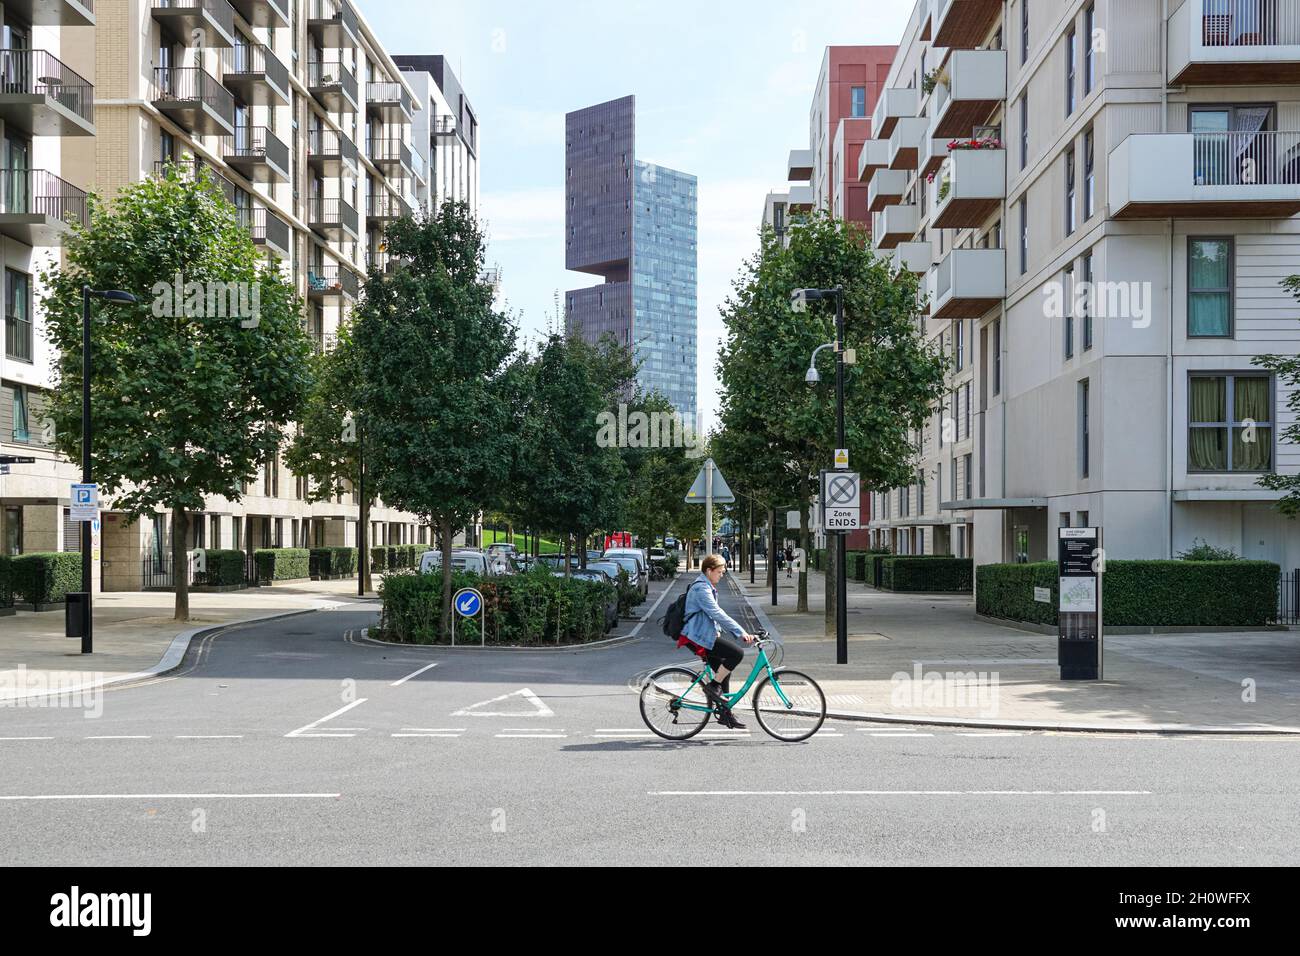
[1255,275,1300,515]
[41,164,310,621]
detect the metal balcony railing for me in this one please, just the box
[1192,130,1300,185]
[153,158,237,204]
[308,59,358,102]
[1200,0,1300,46]
[0,49,95,125]
[308,197,359,234]
[307,126,358,165]
[307,264,357,299]
[154,66,236,129]
[237,205,290,252]
[367,137,410,169]
[5,314,32,362]
[223,125,289,172]
[366,81,412,116]
[221,42,289,93]
[150,0,236,41]
[310,0,358,37]
[368,191,410,219]
[0,168,89,227]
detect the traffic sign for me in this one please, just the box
[453,587,483,618]
[820,470,861,531]
[684,460,735,504]
[0,456,36,465]
[834,448,849,469]
[70,483,99,521]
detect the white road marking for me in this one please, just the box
[648,790,1154,797]
[392,733,461,738]
[286,698,368,738]
[390,662,439,686]
[175,735,245,740]
[85,736,151,740]
[401,728,466,733]
[0,793,341,801]
[626,582,679,637]
[451,688,554,718]
[0,736,54,741]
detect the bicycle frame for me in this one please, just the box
[670,643,794,713]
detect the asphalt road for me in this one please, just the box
[2,572,1297,866]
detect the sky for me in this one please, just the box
[361,0,914,432]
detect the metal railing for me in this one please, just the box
[153,66,236,130]
[367,137,411,170]
[367,191,409,220]
[0,168,89,227]
[222,125,289,173]
[1192,130,1300,186]
[313,330,339,354]
[150,0,236,41]
[0,49,95,125]
[366,81,412,116]
[238,205,290,252]
[307,264,358,298]
[1278,570,1300,623]
[310,0,358,37]
[153,157,237,205]
[5,314,32,362]
[308,196,358,234]
[1200,0,1300,46]
[307,59,358,102]
[141,551,260,590]
[221,42,289,94]
[307,126,358,165]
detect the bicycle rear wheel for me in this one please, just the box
[752,669,826,742]
[639,666,713,740]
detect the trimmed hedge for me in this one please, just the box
[199,549,247,588]
[370,546,387,571]
[976,560,1281,627]
[0,555,12,608]
[378,565,613,646]
[254,548,310,582]
[11,552,82,605]
[310,547,358,578]
[882,557,973,592]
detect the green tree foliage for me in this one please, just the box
[41,164,310,620]
[1255,275,1300,516]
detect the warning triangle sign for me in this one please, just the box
[451,688,555,718]
[683,459,736,504]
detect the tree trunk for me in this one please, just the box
[767,508,776,588]
[824,532,837,637]
[797,501,809,613]
[358,496,371,594]
[578,533,587,569]
[440,513,454,639]
[564,534,571,578]
[172,504,190,623]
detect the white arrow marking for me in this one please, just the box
[451,688,554,718]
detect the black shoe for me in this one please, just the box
[717,709,747,730]
[700,681,726,708]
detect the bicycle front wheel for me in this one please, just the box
[752,669,826,742]
[639,666,713,740]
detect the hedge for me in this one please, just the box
[378,565,613,646]
[310,547,358,578]
[10,552,82,605]
[199,550,247,588]
[254,548,310,582]
[881,557,973,592]
[0,555,12,608]
[976,560,1281,627]
[370,546,387,571]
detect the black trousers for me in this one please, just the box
[706,634,745,693]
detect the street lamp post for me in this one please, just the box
[80,286,138,654]
[794,285,850,665]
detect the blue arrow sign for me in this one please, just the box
[453,587,483,618]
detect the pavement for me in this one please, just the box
[727,562,1300,733]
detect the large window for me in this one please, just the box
[1019,95,1029,169]
[992,319,1002,395]
[1189,374,1272,472]
[1021,0,1030,65]
[1064,264,1075,359]
[851,86,866,118]
[11,385,28,443]
[1066,28,1077,116]
[1083,127,1095,218]
[1082,252,1094,350]
[1064,146,1076,235]
[1019,197,1028,275]
[1189,237,1233,337]
[5,269,31,362]
[1079,379,1090,478]
[1084,4,1096,93]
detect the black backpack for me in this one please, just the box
[659,581,703,639]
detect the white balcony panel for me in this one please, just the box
[930,49,1007,140]
[873,86,919,139]
[1169,0,1300,84]
[930,248,1005,319]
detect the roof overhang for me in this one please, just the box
[941,497,1048,511]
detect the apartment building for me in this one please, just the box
[0,0,458,590]
[392,54,478,218]
[864,0,1300,573]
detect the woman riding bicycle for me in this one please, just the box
[678,554,756,728]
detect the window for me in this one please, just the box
[1084,4,1096,93]
[1060,512,1072,530]
[851,86,866,118]
[992,319,1002,395]
[955,319,965,371]
[1079,379,1090,478]
[1082,252,1094,350]
[11,385,28,442]
[1066,28,1077,116]
[918,469,926,515]
[951,457,958,500]
[1189,238,1232,337]
[963,454,973,499]
[1021,0,1030,65]
[1065,146,1076,235]
[5,269,31,362]
[1019,95,1029,169]
[1077,510,1090,528]
[1019,197,1028,275]
[1084,127,1095,218]
[3,506,22,555]
[1064,264,1075,359]
[963,382,971,438]
[1189,374,1272,472]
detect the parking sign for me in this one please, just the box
[70,483,99,521]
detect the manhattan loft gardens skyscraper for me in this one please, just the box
[565,96,698,424]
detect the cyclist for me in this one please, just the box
[678,553,756,728]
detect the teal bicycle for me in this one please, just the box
[638,632,827,742]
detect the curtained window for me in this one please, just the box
[1189,238,1232,336]
[1189,374,1272,472]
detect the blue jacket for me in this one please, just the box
[681,576,745,650]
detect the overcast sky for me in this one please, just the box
[363,0,913,431]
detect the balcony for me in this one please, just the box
[221,43,289,106]
[920,135,951,179]
[857,138,889,182]
[307,0,360,49]
[410,148,427,184]
[889,117,927,170]
[0,49,95,136]
[1108,131,1300,219]
[367,137,411,177]
[890,241,933,276]
[308,59,359,114]
[307,264,358,300]
[307,126,358,176]
[308,196,360,241]
[930,49,1006,140]
[872,203,919,249]
[933,0,1003,50]
[868,168,908,212]
[154,157,236,205]
[931,147,1005,228]
[872,87,918,139]
[150,0,236,49]
[222,127,290,183]
[1169,0,1300,84]
[930,248,1005,319]
[228,0,287,27]
[366,81,414,123]
[0,169,88,245]
[153,67,235,137]
[4,0,94,26]
[367,190,410,225]
[238,205,291,258]
[787,148,814,182]
[787,184,815,212]
[6,313,34,362]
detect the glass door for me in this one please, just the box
[4,134,29,214]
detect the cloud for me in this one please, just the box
[481,186,565,243]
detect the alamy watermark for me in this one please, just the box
[595,403,704,458]
[1043,279,1153,330]
[889,663,1000,718]
[151,273,261,328]
[0,666,104,717]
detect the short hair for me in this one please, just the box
[701,554,726,573]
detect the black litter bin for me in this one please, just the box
[66,592,89,638]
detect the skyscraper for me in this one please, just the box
[565,95,697,423]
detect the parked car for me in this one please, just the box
[603,547,649,578]
[586,560,623,582]
[554,569,618,632]
[606,555,647,599]
[486,542,517,557]
[418,549,491,576]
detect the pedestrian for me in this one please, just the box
[784,545,794,579]
[775,548,784,573]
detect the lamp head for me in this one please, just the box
[805,365,820,385]
[101,290,138,304]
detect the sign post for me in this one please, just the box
[684,458,735,560]
[1057,527,1103,680]
[820,470,860,665]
